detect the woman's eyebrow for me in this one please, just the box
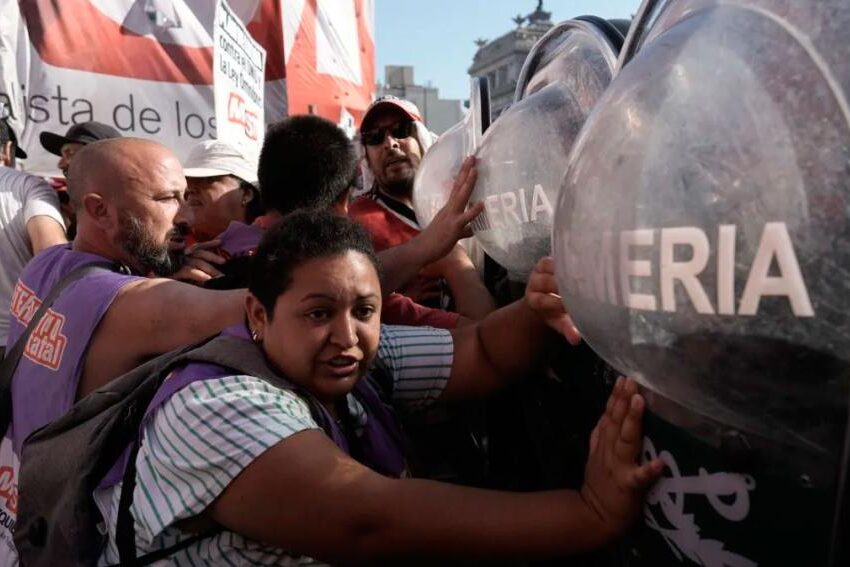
[300,293,337,302]
[299,292,381,302]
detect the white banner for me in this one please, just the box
[0,0,286,176]
[214,0,266,160]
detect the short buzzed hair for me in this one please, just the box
[66,137,174,207]
[257,115,358,215]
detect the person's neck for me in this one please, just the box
[72,229,137,272]
[376,186,413,209]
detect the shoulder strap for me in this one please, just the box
[0,261,116,440]
[114,336,406,565]
[115,425,218,567]
[115,334,291,566]
[185,336,283,383]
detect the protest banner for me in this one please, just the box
[0,0,374,175]
[214,0,266,159]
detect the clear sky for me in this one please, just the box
[376,0,642,101]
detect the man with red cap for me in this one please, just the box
[351,96,493,319]
[351,96,432,251]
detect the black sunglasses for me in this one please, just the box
[361,120,414,146]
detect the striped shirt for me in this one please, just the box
[95,325,454,566]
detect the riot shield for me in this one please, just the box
[412,77,489,227]
[476,19,621,280]
[414,18,621,281]
[552,1,850,564]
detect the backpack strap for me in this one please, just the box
[114,426,218,567]
[114,335,289,565]
[0,261,116,440]
[113,337,411,565]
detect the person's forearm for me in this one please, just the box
[377,236,435,295]
[186,288,246,337]
[159,284,246,349]
[441,298,558,401]
[350,477,609,561]
[26,215,67,253]
[444,265,496,320]
[476,297,556,378]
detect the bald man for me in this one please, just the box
[0,139,243,563]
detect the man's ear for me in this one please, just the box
[246,293,270,339]
[332,187,353,216]
[240,185,255,205]
[81,193,113,229]
[0,141,13,167]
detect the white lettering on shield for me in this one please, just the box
[642,436,757,567]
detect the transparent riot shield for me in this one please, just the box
[412,77,489,227]
[474,19,620,280]
[414,19,621,281]
[552,1,850,564]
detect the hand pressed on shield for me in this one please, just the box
[171,239,226,284]
[416,155,485,263]
[376,157,484,296]
[525,256,581,345]
[580,377,665,539]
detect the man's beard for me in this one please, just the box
[379,175,414,201]
[117,211,177,276]
[377,162,416,201]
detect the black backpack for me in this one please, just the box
[14,333,315,566]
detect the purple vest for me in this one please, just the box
[217,221,263,258]
[105,324,411,485]
[5,245,140,454]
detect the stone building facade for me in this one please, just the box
[468,1,554,117]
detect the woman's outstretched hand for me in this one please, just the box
[580,377,665,539]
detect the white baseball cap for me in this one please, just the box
[360,95,423,133]
[182,140,258,186]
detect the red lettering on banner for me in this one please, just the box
[0,467,17,515]
[243,109,259,140]
[10,280,41,325]
[227,92,259,140]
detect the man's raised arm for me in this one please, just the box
[78,279,245,396]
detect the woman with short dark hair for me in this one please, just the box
[95,210,662,565]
